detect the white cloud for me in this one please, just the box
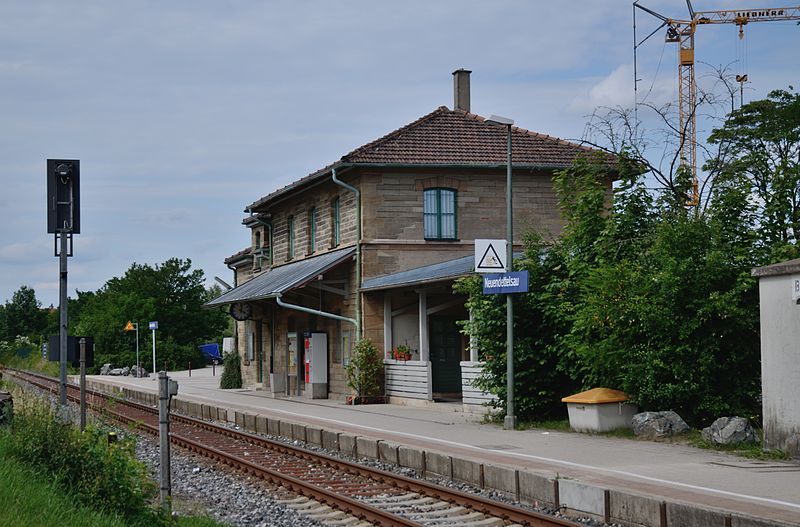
[569,65,636,113]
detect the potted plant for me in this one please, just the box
[392,344,413,361]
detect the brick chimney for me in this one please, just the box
[452,68,471,112]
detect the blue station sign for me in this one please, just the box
[482,271,529,294]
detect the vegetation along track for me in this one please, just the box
[3,367,582,527]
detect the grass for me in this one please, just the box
[0,452,225,527]
[517,418,572,432]
[492,414,787,459]
[685,429,790,460]
[0,441,129,527]
[0,384,227,527]
[0,350,63,377]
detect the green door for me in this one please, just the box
[430,316,462,395]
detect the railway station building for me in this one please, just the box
[207,70,614,408]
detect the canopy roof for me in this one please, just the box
[206,246,355,307]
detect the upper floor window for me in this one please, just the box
[308,207,317,254]
[332,197,340,247]
[287,216,295,260]
[423,188,457,240]
[253,231,262,270]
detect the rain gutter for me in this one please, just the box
[275,294,357,326]
[331,167,362,339]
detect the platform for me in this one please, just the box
[77,367,800,526]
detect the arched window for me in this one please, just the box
[423,188,457,240]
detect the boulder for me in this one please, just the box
[130,365,147,378]
[121,366,130,376]
[701,416,757,445]
[632,410,690,438]
[100,363,112,375]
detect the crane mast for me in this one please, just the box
[634,3,800,206]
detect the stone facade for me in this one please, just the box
[228,165,572,399]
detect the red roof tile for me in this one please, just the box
[248,106,615,211]
[342,107,606,167]
[224,246,252,265]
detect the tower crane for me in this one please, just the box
[634,2,800,205]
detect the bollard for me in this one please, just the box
[107,431,117,444]
[0,391,13,425]
[188,361,191,377]
[213,360,216,376]
[158,371,178,510]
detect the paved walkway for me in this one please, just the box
[81,367,800,525]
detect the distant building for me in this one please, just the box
[208,70,615,407]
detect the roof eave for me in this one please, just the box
[360,272,472,292]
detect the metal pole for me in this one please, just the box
[158,371,171,508]
[58,231,68,406]
[79,337,86,432]
[135,323,140,377]
[504,123,517,431]
[152,328,157,380]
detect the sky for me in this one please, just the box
[1,1,798,307]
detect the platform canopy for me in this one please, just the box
[206,246,355,307]
[360,254,474,291]
[360,251,524,292]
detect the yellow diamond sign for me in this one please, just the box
[123,321,135,332]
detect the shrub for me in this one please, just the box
[2,396,162,525]
[346,338,383,397]
[219,350,242,389]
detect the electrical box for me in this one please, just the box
[303,332,328,399]
[46,159,80,234]
[47,336,94,368]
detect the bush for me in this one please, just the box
[219,350,242,389]
[345,338,383,397]
[2,396,162,525]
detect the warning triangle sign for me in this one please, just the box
[478,244,505,270]
[123,321,135,332]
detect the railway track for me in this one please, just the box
[2,368,584,527]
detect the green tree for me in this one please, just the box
[4,286,47,340]
[706,88,800,261]
[72,258,228,371]
[0,304,7,341]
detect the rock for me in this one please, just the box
[701,416,757,445]
[130,365,147,378]
[632,410,690,438]
[121,366,130,376]
[100,363,112,375]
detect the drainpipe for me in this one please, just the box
[275,294,356,326]
[331,168,362,340]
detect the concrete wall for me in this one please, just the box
[758,274,800,455]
